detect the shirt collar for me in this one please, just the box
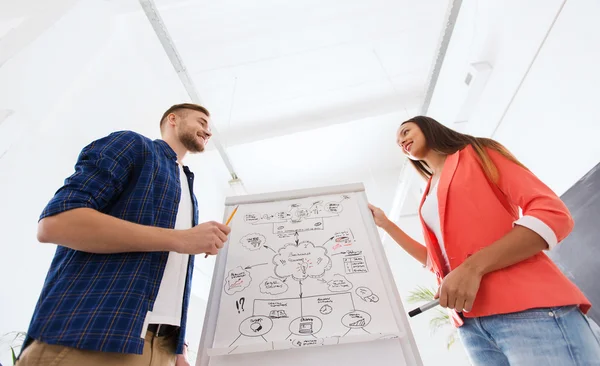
[154,139,178,161]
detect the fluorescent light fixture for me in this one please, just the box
[139,0,244,188]
[455,62,493,122]
[228,177,248,196]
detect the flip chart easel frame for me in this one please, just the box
[196,183,423,366]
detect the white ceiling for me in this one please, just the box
[153,0,447,145]
[126,0,449,205]
[0,0,450,196]
[0,0,50,20]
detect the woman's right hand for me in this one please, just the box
[368,203,392,229]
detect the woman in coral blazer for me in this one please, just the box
[369,116,600,365]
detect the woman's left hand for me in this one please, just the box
[435,261,483,313]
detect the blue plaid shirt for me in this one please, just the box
[24,130,197,355]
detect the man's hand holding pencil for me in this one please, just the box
[171,205,238,257]
[173,220,231,256]
[174,206,238,256]
[203,205,238,258]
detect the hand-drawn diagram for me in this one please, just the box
[224,266,252,295]
[240,233,266,251]
[273,239,332,281]
[356,287,379,303]
[259,277,288,295]
[243,196,349,235]
[211,193,401,356]
[235,298,245,313]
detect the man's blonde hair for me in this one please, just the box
[159,103,210,130]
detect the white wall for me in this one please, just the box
[492,0,600,194]
[427,0,564,128]
[388,0,600,363]
[0,1,207,364]
[0,2,115,363]
[427,0,600,195]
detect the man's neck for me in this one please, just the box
[162,135,187,164]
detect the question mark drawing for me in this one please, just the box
[235,297,246,313]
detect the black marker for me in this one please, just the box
[408,299,440,317]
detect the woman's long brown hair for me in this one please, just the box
[401,116,527,183]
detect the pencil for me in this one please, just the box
[205,205,239,258]
[225,205,239,226]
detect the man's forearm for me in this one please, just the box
[37,208,180,254]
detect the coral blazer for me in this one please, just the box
[419,145,591,327]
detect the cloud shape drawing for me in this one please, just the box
[240,233,266,251]
[273,242,331,281]
[259,276,289,295]
[224,266,252,295]
[327,274,353,292]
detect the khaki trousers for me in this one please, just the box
[16,331,177,366]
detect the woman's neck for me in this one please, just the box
[424,151,447,176]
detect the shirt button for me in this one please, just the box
[548,312,554,317]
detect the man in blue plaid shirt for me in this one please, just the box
[17,103,231,366]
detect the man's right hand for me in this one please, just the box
[37,208,233,255]
[177,221,231,255]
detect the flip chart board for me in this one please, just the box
[196,183,423,366]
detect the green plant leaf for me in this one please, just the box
[429,313,451,334]
[434,308,450,319]
[11,332,26,344]
[11,346,17,365]
[446,332,457,350]
[406,286,436,304]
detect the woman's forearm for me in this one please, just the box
[382,221,428,266]
[464,225,548,276]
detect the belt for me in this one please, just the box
[147,324,179,338]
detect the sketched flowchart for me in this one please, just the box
[212,193,400,356]
[220,197,385,351]
[242,196,349,235]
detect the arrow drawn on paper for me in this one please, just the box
[244,263,268,270]
[263,245,276,254]
[320,236,335,247]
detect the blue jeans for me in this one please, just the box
[458,306,600,365]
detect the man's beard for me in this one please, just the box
[179,129,204,153]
